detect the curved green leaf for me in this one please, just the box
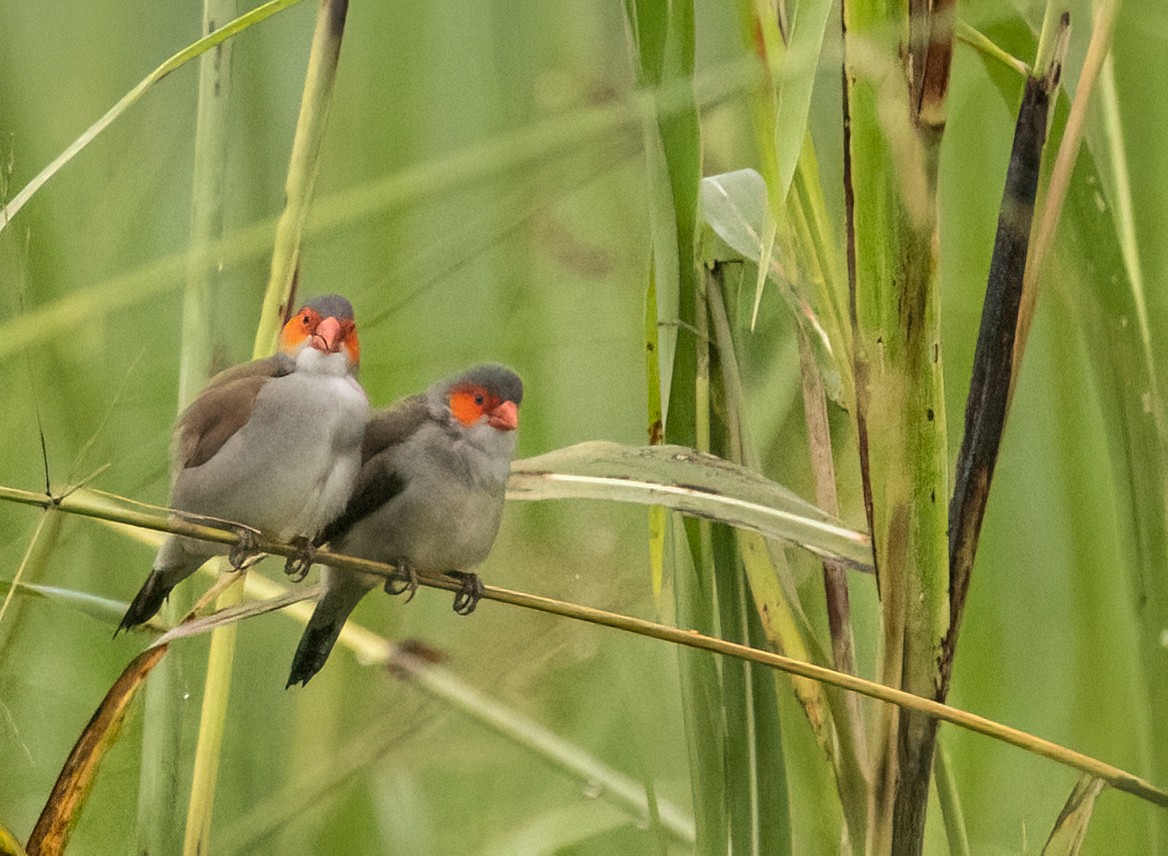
[508,441,873,571]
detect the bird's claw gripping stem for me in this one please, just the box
[229,527,262,570]
[284,536,317,582]
[448,571,483,616]
[384,560,419,602]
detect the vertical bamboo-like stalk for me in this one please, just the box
[840,0,951,851]
[135,3,235,853]
[252,0,350,357]
[182,1,348,852]
[625,1,720,851]
[178,2,234,408]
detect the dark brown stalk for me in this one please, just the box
[944,69,1057,692]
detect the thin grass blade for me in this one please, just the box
[0,0,301,232]
[0,579,128,627]
[1041,776,1106,856]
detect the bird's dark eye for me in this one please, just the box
[302,315,311,326]
[474,394,485,406]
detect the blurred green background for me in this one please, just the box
[2,0,1166,853]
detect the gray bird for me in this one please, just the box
[287,363,523,687]
[118,295,370,632]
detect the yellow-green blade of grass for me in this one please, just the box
[1040,776,1106,856]
[0,824,26,856]
[733,0,851,409]
[934,741,971,856]
[760,0,834,203]
[252,0,349,355]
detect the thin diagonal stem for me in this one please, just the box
[4,482,1167,810]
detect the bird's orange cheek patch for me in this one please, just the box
[280,310,318,352]
[449,391,485,426]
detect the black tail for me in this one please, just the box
[286,570,374,687]
[115,570,176,636]
[286,613,347,687]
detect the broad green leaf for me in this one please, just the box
[699,170,842,402]
[508,441,873,571]
[700,169,770,262]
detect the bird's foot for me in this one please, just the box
[284,536,317,583]
[447,571,483,616]
[383,560,419,603]
[229,527,263,570]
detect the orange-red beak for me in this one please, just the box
[488,400,519,431]
[309,316,343,353]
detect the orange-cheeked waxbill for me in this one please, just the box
[286,363,523,686]
[117,294,370,632]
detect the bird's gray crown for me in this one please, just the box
[301,294,356,320]
[441,363,523,405]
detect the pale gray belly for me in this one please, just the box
[173,371,369,539]
[339,477,504,572]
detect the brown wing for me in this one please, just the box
[173,356,291,470]
[316,395,431,545]
[359,394,430,461]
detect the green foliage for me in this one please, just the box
[1,1,1166,854]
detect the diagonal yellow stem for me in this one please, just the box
[5,481,1167,812]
